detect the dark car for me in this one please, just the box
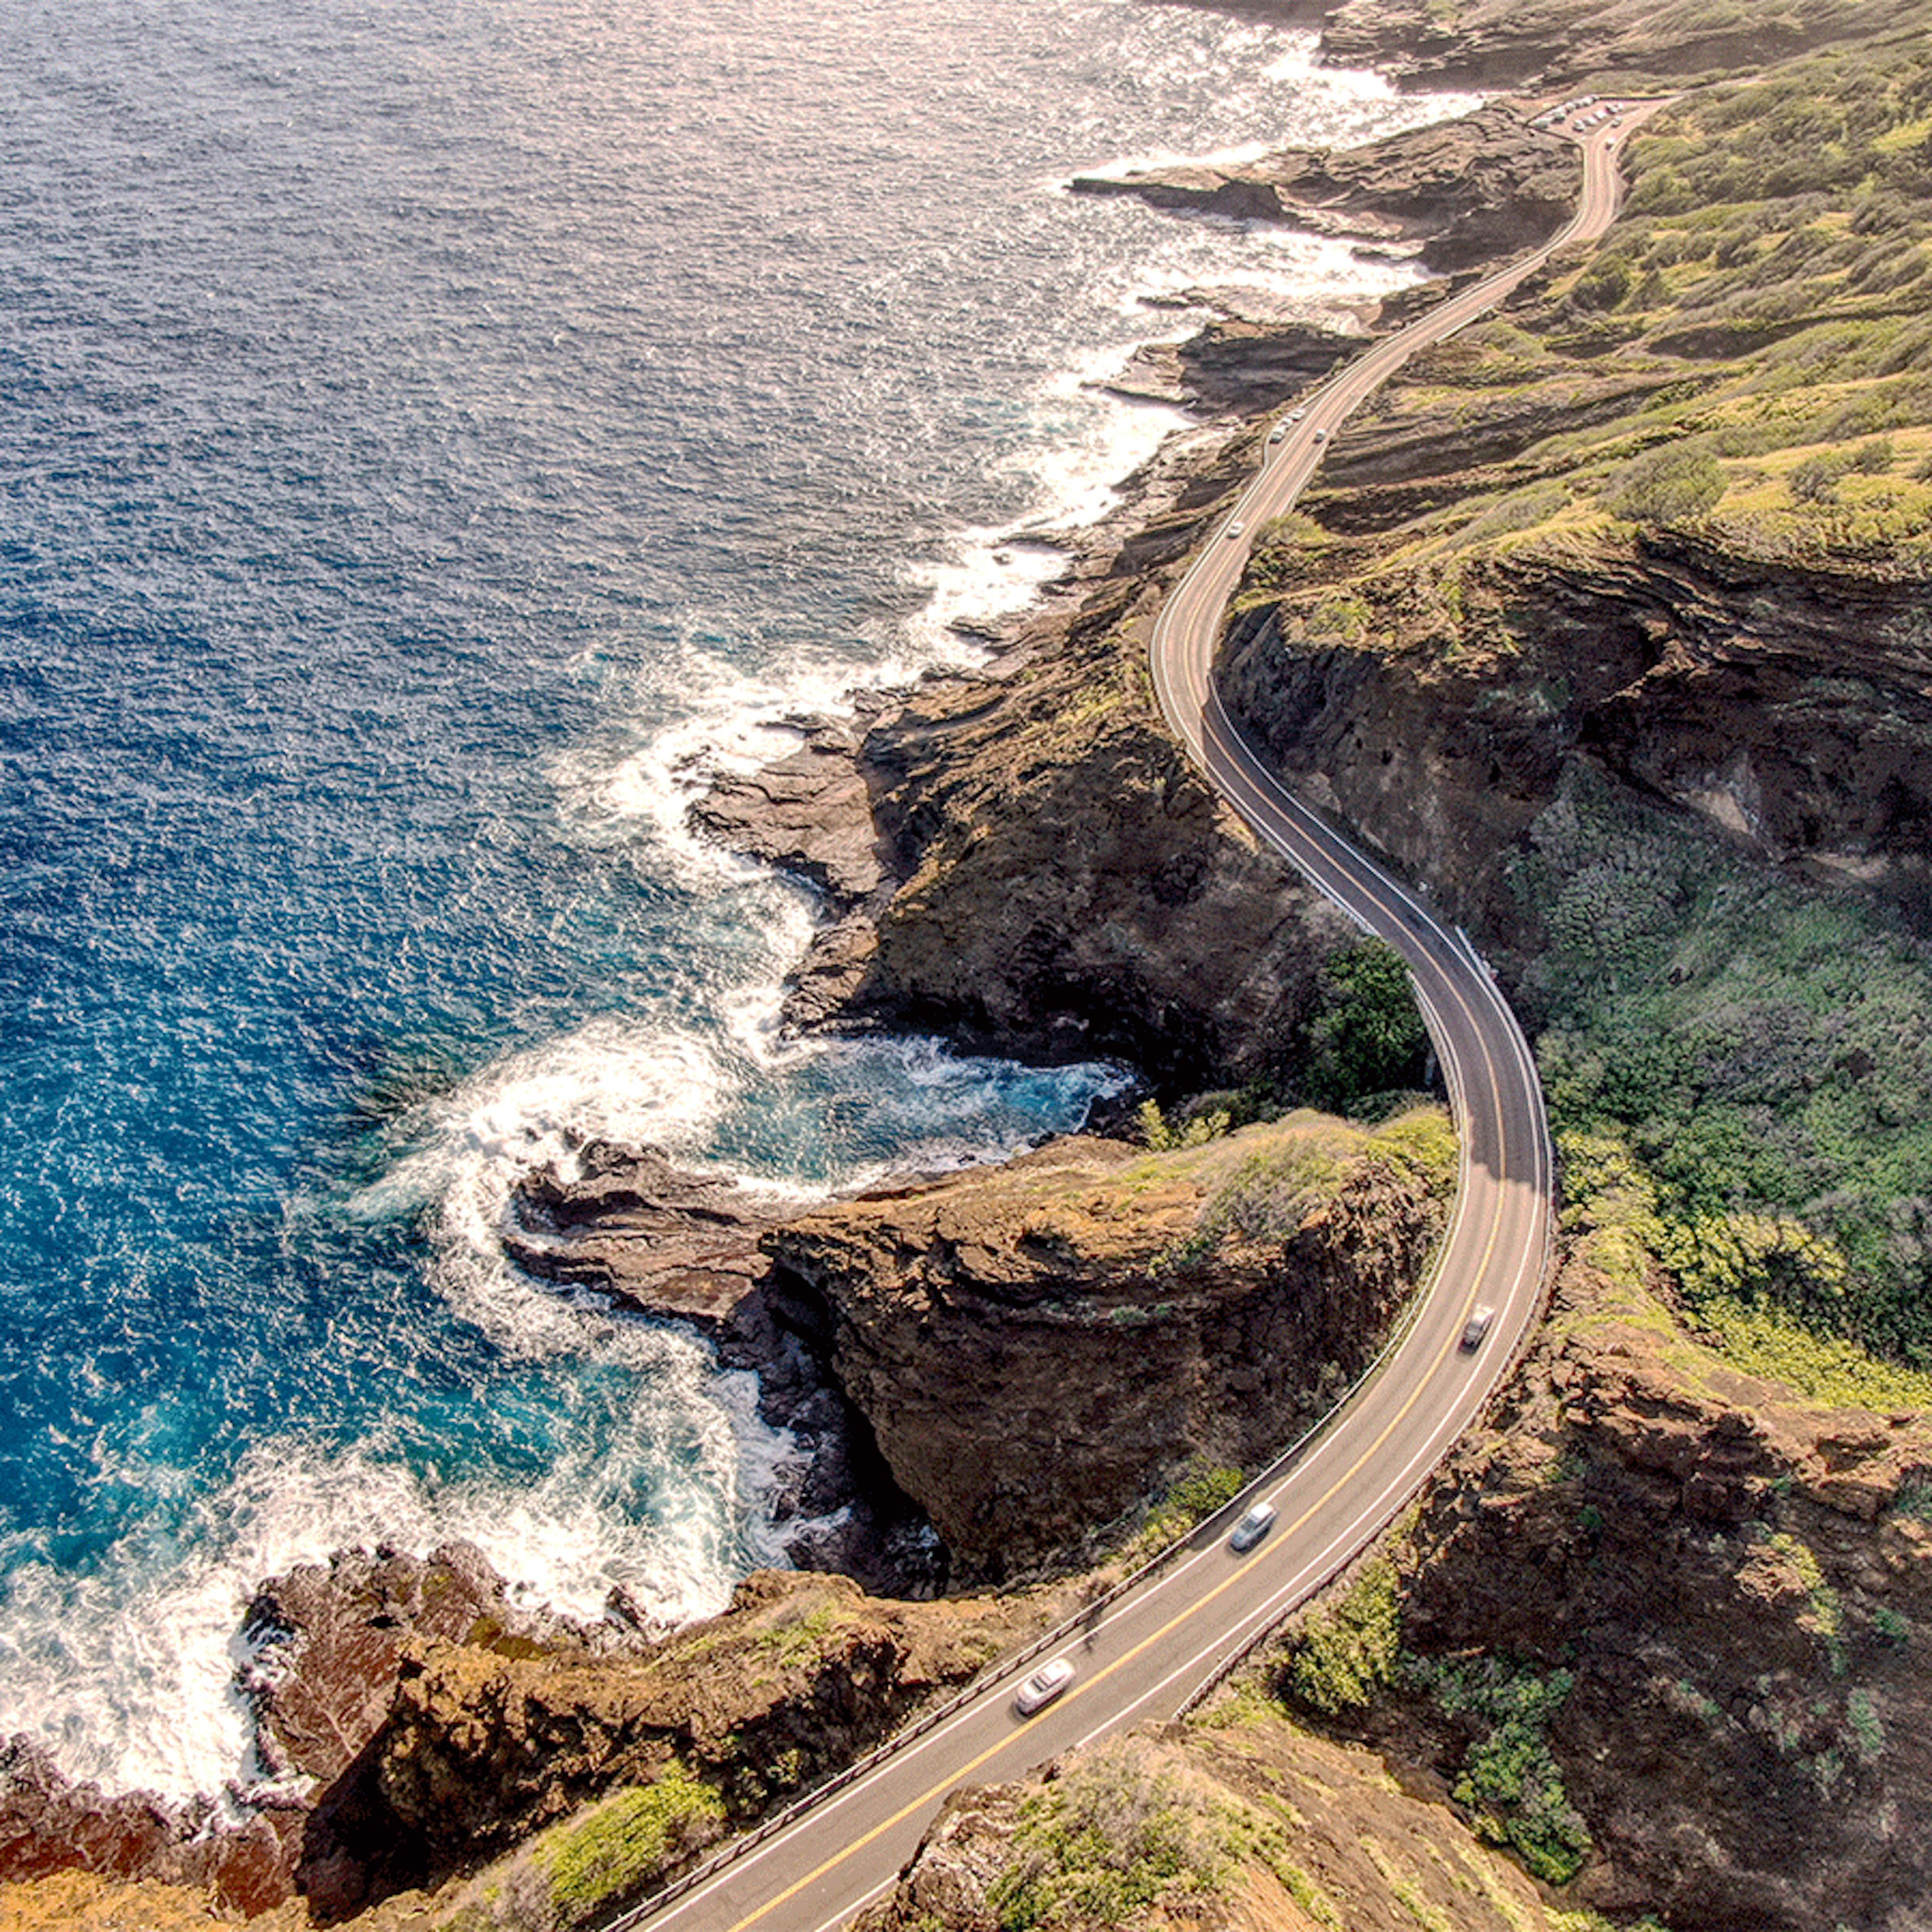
[1229,1502,1277,1552]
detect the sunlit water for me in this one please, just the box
[0,0,1472,1798]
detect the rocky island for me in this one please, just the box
[7,0,1932,1927]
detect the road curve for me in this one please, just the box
[617,107,1654,1932]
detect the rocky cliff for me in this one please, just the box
[1073,104,1580,275]
[0,1554,1064,1929]
[693,456,1364,1094]
[768,1109,1455,1580]
[1221,528,1932,949]
[1268,1256,1932,1932]
[1186,0,1926,92]
[0,1544,585,1924]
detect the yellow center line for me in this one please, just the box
[720,1035,1513,1932]
[690,108,1657,1932]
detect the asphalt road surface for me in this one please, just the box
[618,104,1660,1932]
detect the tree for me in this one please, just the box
[1304,939,1429,1112]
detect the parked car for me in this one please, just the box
[1229,1502,1277,1553]
[1014,1657,1075,1716]
[1268,423,1287,443]
[1460,1305,1496,1350]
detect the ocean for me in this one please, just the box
[0,0,1469,1802]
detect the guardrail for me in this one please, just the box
[1173,929,1556,1720]
[609,112,1604,1926]
[605,1046,1473,1931]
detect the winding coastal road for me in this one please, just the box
[619,105,1655,1932]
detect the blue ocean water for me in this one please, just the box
[0,0,1467,1796]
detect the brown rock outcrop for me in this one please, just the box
[370,1570,1054,1874]
[0,1546,637,1925]
[689,713,893,907]
[242,1543,578,1792]
[0,1736,302,1924]
[1073,105,1580,275]
[768,1111,1454,1580]
[1220,510,1932,943]
[689,392,1365,1091]
[505,1142,946,1596]
[1182,0,1922,92]
[1305,1261,1932,1932]
[505,1140,788,1322]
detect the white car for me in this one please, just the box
[1229,1502,1276,1553]
[1014,1657,1075,1716]
[1268,423,1287,443]
[1312,428,1328,442]
[1225,520,1245,540]
[1288,408,1307,422]
[1460,1305,1496,1350]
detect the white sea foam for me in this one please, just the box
[2,0,1500,1819]
[547,645,873,883]
[0,1389,787,1802]
[352,1017,756,1358]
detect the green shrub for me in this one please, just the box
[988,1744,1220,1931]
[538,1767,726,1930]
[1409,1657,1592,1886]
[1303,940,1430,1115]
[1605,447,1725,525]
[1282,1558,1401,1715]
[1790,447,1857,501]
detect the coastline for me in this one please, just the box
[13,0,1932,1924]
[0,28,1504,1901]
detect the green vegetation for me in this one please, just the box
[1277,1566,1592,1889]
[1304,939,1432,1114]
[1550,1914,1673,1932]
[987,1744,1222,1930]
[1238,40,1932,1369]
[1214,1800,1346,1927]
[1763,1528,1846,1671]
[1282,1557,1403,1716]
[1406,1658,1593,1887]
[533,1768,725,1930]
[1162,1103,1456,1273]
[1136,1095,1230,1151]
[1133,1458,1245,1553]
[1526,778,1932,1363]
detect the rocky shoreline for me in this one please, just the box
[0,48,1662,1930]
[12,1,1932,1925]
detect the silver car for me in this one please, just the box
[1460,1305,1496,1350]
[1013,1657,1075,1716]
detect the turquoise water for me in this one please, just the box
[0,0,1464,1796]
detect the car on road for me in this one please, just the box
[1014,1658,1074,1716]
[1229,1502,1276,1553]
[1289,407,1306,421]
[1312,428,1327,442]
[1460,1305,1496,1350]
[1268,423,1287,442]
[1225,520,1245,540]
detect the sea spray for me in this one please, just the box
[0,0,1477,1802]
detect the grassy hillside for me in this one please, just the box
[1234,37,1932,1367]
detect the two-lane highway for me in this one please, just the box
[619,106,1659,1932]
